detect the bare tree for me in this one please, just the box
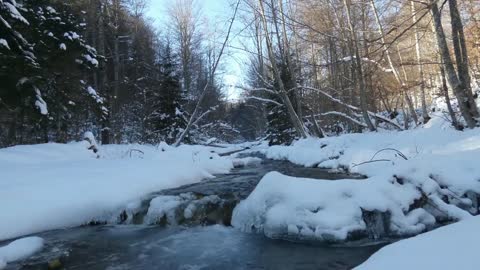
[169,0,201,96]
[175,0,241,146]
[257,0,308,138]
[370,0,418,125]
[431,0,478,128]
[344,0,376,131]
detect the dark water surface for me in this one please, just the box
[6,157,385,270]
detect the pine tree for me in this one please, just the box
[145,43,188,144]
[0,0,102,145]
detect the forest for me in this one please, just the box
[1,0,480,269]
[1,0,479,147]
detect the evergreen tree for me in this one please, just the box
[145,43,188,144]
[0,0,102,146]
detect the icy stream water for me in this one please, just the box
[5,157,386,270]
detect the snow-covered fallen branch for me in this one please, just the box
[301,86,404,130]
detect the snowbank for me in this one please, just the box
[355,216,480,270]
[0,142,233,241]
[0,237,44,269]
[234,114,480,241]
[232,172,435,241]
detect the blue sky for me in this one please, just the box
[146,0,247,100]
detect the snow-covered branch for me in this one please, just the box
[315,111,368,128]
[236,85,277,95]
[339,56,393,73]
[244,96,283,106]
[193,105,220,126]
[300,86,404,130]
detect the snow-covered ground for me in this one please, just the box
[2,112,479,269]
[355,216,480,270]
[0,141,235,242]
[234,113,480,243]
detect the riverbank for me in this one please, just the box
[235,113,480,240]
[0,142,235,242]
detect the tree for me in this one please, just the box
[431,0,479,128]
[0,0,102,146]
[174,0,241,146]
[168,0,201,98]
[256,0,308,138]
[145,43,188,144]
[344,0,376,131]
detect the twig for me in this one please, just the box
[352,159,393,168]
[371,148,408,161]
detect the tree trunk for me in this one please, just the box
[257,0,308,138]
[278,0,303,120]
[431,0,477,128]
[411,1,430,122]
[370,0,418,125]
[98,0,110,144]
[344,0,376,131]
[440,63,461,129]
[448,0,479,120]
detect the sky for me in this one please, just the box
[146,0,248,101]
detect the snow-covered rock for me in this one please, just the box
[231,157,262,168]
[0,237,44,270]
[143,193,228,226]
[236,113,480,242]
[232,172,436,242]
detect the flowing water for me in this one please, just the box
[5,156,387,270]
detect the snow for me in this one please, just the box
[34,88,48,115]
[355,216,480,270]
[64,32,80,41]
[4,2,29,25]
[0,237,44,270]
[232,171,430,241]
[145,195,187,225]
[59,43,66,50]
[86,86,104,103]
[45,6,57,14]
[0,39,10,50]
[234,112,480,241]
[0,142,233,241]
[143,193,223,224]
[84,54,98,66]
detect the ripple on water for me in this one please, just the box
[7,225,385,270]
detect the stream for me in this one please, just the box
[5,156,387,270]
